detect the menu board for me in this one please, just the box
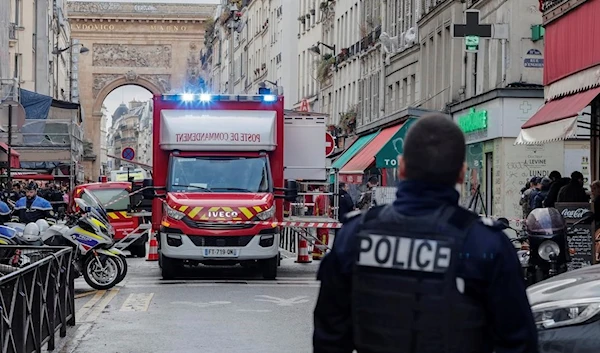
[555,203,595,271]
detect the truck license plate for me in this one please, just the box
[204,248,239,258]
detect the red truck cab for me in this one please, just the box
[70,181,147,257]
[146,93,326,280]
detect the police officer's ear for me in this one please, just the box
[457,162,467,185]
[397,156,407,180]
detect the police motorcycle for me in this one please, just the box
[43,192,128,290]
[498,207,594,286]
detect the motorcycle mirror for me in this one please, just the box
[497,217,510,228]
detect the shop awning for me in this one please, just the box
[0,143,20,156]
[517,87,600,144]
[340,124,405,177]
[329,131,379,183]
[375,118,417,168]
[11,173,54,181]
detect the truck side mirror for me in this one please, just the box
[284,180,299,202]
[142,179,155,199]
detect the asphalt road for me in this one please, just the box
[53,256,321,353]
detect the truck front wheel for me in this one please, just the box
[161,254,183,280]
[261,256,278,280]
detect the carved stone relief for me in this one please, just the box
[125,70,138,82]
[68,1,215,17]
[93,73,172,98]
[141,74,172,93]
[185,42,203,91]
[92,44,172,68]
[92,74,121,98]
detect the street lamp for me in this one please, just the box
[308,42,336,56]
[52,44,89,99]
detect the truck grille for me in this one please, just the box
[183,218,254,230]
[188,236,253,247]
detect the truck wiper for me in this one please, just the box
[212,187,252,192]
[170,184,213,192]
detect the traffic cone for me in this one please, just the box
[146,235,159,261]
[296,237,312,263]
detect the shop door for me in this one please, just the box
[485,152,493,215]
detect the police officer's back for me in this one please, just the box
[313,114,538,353]
[12,184,56,224]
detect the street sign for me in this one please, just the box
[325,132,335,157]
[122,147,135,161]
[453,10,492,53]
[299,99,309,112]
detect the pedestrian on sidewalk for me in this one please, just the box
[313,113,538,353]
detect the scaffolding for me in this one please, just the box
[0,81,84,189]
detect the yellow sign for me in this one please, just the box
[114,172,144,181]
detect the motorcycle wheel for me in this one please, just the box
[115,255,128,284]
[83,255,121,290]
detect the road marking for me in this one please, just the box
[171,301,232,308]
[120,293,154,312]
[57,323,93,353]
[82,288,120,322]
[75,290,98,299]
[254,295,310,306]
[76,290,106,320]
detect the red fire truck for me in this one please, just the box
[144,93,326,279]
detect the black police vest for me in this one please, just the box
[351,204,487,353]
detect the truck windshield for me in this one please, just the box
[168,156,271,193]
[82,188,130,211]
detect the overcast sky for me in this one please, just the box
[103,86,153,126]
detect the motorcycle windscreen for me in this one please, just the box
[80,190,115,236]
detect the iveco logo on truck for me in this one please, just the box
[208,211,239,218]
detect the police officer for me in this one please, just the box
[0,198,11,223]
[313,114,538,353]
[12,183,56,225]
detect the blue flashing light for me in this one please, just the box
[199,94,212,102]
[262,94,277,102]
[181,93,194,102]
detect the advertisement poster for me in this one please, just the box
[502,141,564,221]
[462,143,484,213]
[564,142,591,185]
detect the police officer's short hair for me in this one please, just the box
[368,176,378,184]
[403,114,466,186]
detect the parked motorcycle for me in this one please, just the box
[498,207,594,285]
[1,191,128,289]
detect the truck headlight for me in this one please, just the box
[164,203,185,220]
[532,298,600,330]
[256,206,275,221]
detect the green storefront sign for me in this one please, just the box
[458,108,488,133]
[375,118,417,168]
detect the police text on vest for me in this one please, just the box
[358,234,451,273]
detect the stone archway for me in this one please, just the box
[68,1,216,181]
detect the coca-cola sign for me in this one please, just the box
[561,208,589,219]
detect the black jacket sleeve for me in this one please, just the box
[486,234,539,353]
[313,251,354,353]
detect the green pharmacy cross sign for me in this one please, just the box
[465,36,479,53]
[458,108,488,133]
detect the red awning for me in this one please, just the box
[517,87,600,144]
[522,87,600,129]
[0,142,20,156]
[11,174,55,181]
[339,124,404,179]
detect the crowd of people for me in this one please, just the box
[0,180,70,225]
[520,171,591,220]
